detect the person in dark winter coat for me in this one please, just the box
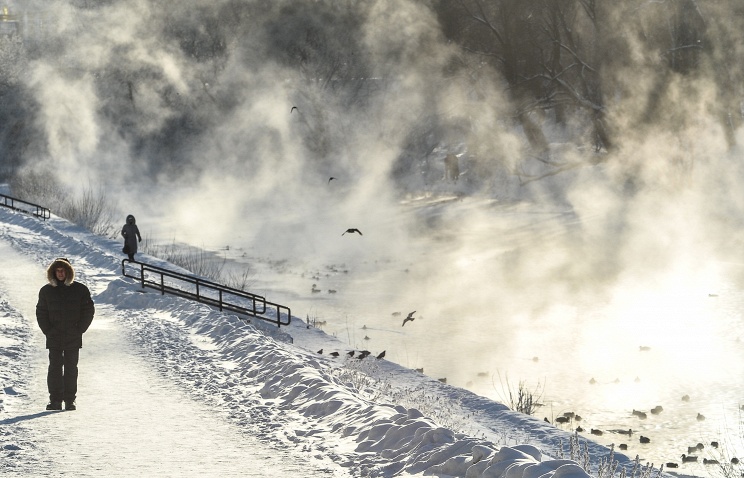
[121,214,142,262]
[36,258,95,411]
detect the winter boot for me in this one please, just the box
[64,401,76,411]
[46,401,62,410]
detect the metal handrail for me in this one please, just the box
[121,259,291,327]
[0,193,51,220]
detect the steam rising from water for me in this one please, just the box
[6,0,744,464]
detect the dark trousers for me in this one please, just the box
[48,349,79,403]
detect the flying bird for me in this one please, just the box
[402,311,416,326]
[342,228,363,236]
[290,106,298,113]
[328,177,336,183]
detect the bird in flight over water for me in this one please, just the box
[342,228,362,236]
[402,311,416,326]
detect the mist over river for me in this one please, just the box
[145,195,744,470]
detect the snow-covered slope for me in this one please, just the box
[0,207,675,477]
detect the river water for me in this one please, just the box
[147,196,744,470]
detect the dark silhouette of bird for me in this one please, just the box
[618,443,627,450]
[376,350,386,359]
[590,429,603,436]
[328,177,336,183]
[357,350,371,359]
[666,463,678,469]
[682,454,698,463]
[329,351,340,358]
[402,311,416,326]
[316,349,323,354]
[703,459,720,465]
[347,350,355,357]
[290,106,298,113]
[342,228,362,236]
[639,436,650,444]
[697,413,706,421]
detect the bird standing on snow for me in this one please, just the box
[342,228,362,236]
[402,311,416,326]
[376,350,386,359]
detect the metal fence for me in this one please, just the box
[121,259,291,327]
[0,193,51,220]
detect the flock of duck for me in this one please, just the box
[544,402,743,470]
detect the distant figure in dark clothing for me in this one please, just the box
[36,258,95,411]
[121,214,142,261]
[444,154,460,182]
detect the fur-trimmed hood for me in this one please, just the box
[46,258,75,286]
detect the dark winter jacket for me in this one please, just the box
[36,258,95,350]
[121,214,142,255]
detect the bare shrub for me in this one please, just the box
[141,238,255,292]
[143,241,226,279]
[10,170,117,236]
[9,169,62,205]
[224,268,256,291]
[58,186,117,236]
[493,372,544,416]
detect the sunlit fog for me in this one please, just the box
[2,0,744,467]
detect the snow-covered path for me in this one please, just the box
[0,236,348,477]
